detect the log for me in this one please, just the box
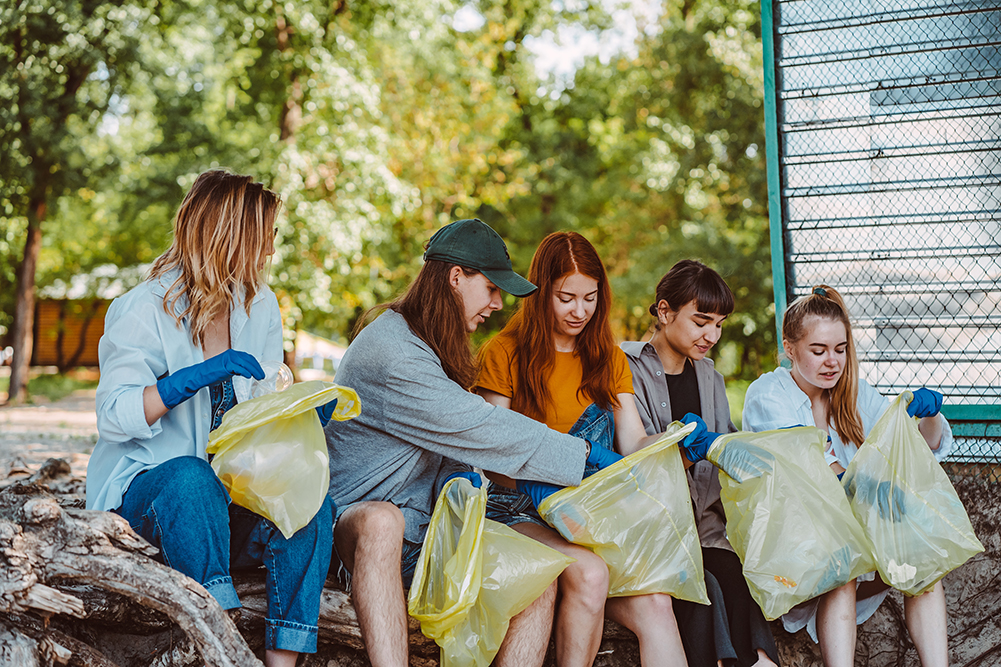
[0,482,262,667]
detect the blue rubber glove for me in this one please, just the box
[907,388,943,418]
[445,470,482,489]
[584,438,622,477]
[843,471,905,522]
[156,350,264,409]
[679,413,722,463]
[316,399,338,427]
[709,439,776,483]
[516,479,562,509]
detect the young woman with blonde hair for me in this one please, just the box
[742,285,953,667]
[88,170,335,667]
[477,232,720,667]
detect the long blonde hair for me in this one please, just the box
[782,285,865,447]
[148,170,281,348]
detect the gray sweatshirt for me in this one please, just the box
[324,309,587,543]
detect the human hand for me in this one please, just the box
[516,479,562,509]
[844,471,905,522]
[679,413,722,463]
[584,438,622,477]
[446,470,482,489]
[316,399,339,427]
[156,349,264,409]
[708,438,776,483]
[907,388,943,418]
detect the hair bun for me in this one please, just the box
[812,286,828,297]
[648,303,658,317]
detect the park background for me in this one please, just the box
[1,0,773,411]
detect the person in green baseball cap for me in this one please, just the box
[323,219,622,667]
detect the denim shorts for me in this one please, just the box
[485,402,615,528]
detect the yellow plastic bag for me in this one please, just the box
[408,478,573,667]
[708,427,876,620]
[206,380,361,538]
[537,422,709,603]
[843,392,984,595]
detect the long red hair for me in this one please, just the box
[496,232,619,421]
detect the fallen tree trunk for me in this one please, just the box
[0,472,262,667]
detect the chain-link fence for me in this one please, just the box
[763,0,1001,481]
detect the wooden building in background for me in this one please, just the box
[31,299,108,369]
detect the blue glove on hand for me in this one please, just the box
[516,479,562,509]
[583,438,622,477]
[709,439,776,483]
[156,349,264,409]
[679,413,722,463]
[844,472,906,522]
[445,470,482,489]
[316,399,338,427]
[907,388,943,418]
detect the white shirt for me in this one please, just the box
[86,270,282,512]
[742,366,953,467]
[741,366,953,640]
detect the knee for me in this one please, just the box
[636,593,675,619]
[564,552,609,610]
[153,457,228,509]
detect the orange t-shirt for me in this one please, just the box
[477,333,634,433]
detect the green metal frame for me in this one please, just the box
[761,0,787,351]
[759,1,999,433]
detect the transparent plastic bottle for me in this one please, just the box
[235,360,293,400]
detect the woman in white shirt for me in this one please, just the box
[742,285,951,667]
[88,171,334,667]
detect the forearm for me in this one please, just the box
[143,385,169,426]
[918,414,943,450]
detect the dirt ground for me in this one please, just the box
[0,389,97,480]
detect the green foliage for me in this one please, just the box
[2,0,777,381]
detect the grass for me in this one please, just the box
[0,368,100,404]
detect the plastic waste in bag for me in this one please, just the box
[206,380,361,538]
[537,422,709,603]
[707,426,876,620]
[408,478,573,667]
[843,392,984,595]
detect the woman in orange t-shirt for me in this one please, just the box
[477,232,711,667]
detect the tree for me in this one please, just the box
[0,0,154,403]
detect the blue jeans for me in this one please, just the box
[116,456,333,653]
[486,403,615,526]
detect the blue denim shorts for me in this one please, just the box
[486,403,615,528]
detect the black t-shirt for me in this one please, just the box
[666,358,702,420]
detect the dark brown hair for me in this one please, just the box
[649,259,734,329]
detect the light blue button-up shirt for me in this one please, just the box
[86,270,282,511]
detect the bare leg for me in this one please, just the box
[513,523,608,667]
[605,594,688,667]
[752,648,778,667]
[334,502,408,667]
[903,581,948,667]
[264,649,298,667]
[816,582,856,667]
[494,581,558,667]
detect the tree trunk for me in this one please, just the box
[7,198,45,406]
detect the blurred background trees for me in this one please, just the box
[1,0,774,403]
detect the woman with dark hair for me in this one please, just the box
[743,285,952,667]
[88,170,335,667]
[477,233,722,667]
[323,219,620,667]
[622,259,779,667]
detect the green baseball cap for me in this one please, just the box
[423,219,537,297]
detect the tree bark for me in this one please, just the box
[6,199,44,406]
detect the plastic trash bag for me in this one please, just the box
[537,422,709,603]
[843,392,984,595]
[408,478,573,667]
[206,380,361,538]
[708,426,876,620]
